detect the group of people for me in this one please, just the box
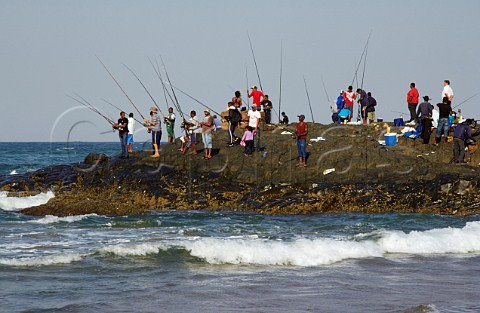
[332,86,377,125]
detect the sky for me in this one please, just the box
[1,0,479,142]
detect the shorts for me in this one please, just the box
[367,111,376,121]
[151,130,161,146]
[167,126,175,138]
[189,133,200,146]
[202,132,213,149]
[127,134,134,144]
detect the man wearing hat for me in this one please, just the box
[144,106,161,157]
[247,85,264,110]
[416,96,434,144]
[293,114,308,167]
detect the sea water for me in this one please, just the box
[0,143,479,313]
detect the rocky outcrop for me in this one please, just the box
[2,123,480,216]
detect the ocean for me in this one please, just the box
[0,143,479,313]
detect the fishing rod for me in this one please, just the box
[227,85,249,107]
[360,44,369,89]
[303,76,315,123]
[167,82,222,117]
[321,76,331,103]
[95,55,146,120]
[278,41,283,123]
[122,63,166,118]
[247,32,264,92]
[245,65,250,109]
[101,98,144,125]
[159,55,186,120]
[351,30,373,87]
[67,94,114,125]
[453,90,480,109]
[147,56,177,113]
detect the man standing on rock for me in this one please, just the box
[144,107,161,158]
[261,95,273,124]
[343,86,356,122]
[200,109,214,159]
[406,82,419,123]
[247,105,261,149]
[356,88,369,124]
[113,111,129,159]
[293,114,308,167]
[247,85,264,110]
[164,107,176,144]
[365,92,377,124]
[127,112,135,154]
[433,97,452,146]
[442,80,454,105]
[416,96,434,144]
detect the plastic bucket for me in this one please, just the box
[384,133,397,146]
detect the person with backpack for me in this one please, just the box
[365,92,377,124]
[226,101,242,146]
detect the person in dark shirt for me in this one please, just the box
[280,112,289,125]
[113,111,129,158]
[356,88,369,125]
[433,97,452,146]
[226,102,241,146]
[417,96,434,144]
[365,92,377,124]
[261,95,273,124]
[453,119,474,163]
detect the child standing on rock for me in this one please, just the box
[241,126,255,156]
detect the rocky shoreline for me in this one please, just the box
[2,123,480,216]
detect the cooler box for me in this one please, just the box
[384,133,397,146]
[393,118,404,126]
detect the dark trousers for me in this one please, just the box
[119,132,128,156]
[228,122,238,144]
[407,103,417,122]
[453,138,465,163]
[420,118,432,144]
[264,109,271,124]
[244,140,254,155]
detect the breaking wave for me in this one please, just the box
[0,253,87,266]
[0,191,55,211]
[29,214,98,224]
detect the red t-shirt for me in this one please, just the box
[249,90,264,106]
[407,88,419,104]
[296,122,308,140]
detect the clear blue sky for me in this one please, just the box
[1,0,479,142]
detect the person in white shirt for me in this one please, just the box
[442,80,454,104]
[127,112,135,153]
[247,105,262,149]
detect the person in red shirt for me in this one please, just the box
[342,86,357,122]
[406,82,420,123]
[247,85,264,109]
[293,114,308,167]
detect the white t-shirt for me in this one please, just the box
[248,110,261,128]
[189,116,202,134]
[442,85,454,100]
[128,117,135,134]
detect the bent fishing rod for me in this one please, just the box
[303,76,315,123]
[95,55,146,120]
[101,98,145,125]
[159,55,186,120]
[122,63,166,118]
[67,94,115,126]
[453,90,480,110]
[147,56,176,113]
[278,41,283,123]
[245,64,250,109]
[166,82,222,117]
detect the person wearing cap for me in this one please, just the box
[406,82,419,123]
[334,90,345,124]
[247,85,264,110]
[113,111,129,159]
[442,80,454,105]
[200,109,214,159]
[433,97,453,146]
[416,96,434,144]
[293,114,308,167]
[144,106,161,157]
[453,118,474,163]
[247,105,261,148]
[164,107,176,144]
[342,86,356,122]
[260,95,273,124]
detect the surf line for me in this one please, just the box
[96,55,146,120]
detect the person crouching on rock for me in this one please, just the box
[453,118,474,163]
[293,114,308,167]
[144,106,161,158]
[241,126,255,156]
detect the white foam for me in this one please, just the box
[0,191,55,211]
[9,170,18,175]
[100,242,166,256]
[378,221,480,254]
[30,214,97,224]
[182,238,383,266]
[0,253,87,266]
